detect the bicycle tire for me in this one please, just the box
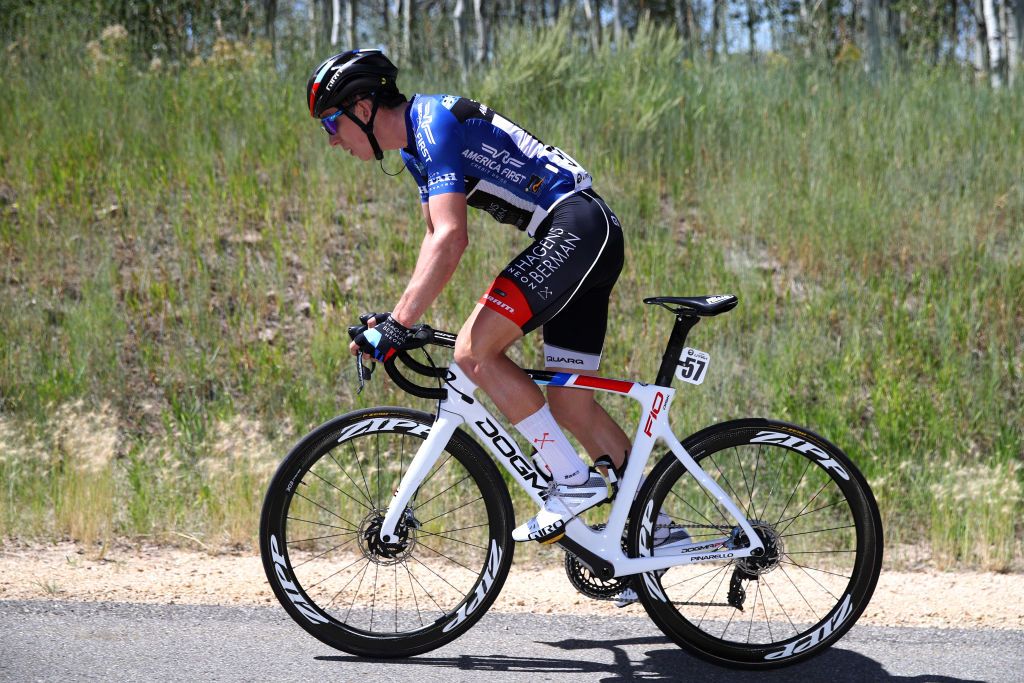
[260,407,515,657]
[628,418,883,668]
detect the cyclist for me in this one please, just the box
[309,49,629,544]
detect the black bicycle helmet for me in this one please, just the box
[307,49,400,160]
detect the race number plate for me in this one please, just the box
[675,348,710,385]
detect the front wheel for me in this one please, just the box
[260,408,515,657]
[629,419,883,668]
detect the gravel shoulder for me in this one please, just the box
[2,541,1022,630]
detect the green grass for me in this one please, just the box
[1,21,1021,568]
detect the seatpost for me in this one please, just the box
[655,314,701,387]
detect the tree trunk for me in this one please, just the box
[947,0,959,64]
[265,0,277,58]
[612,0,623,48]
[473,0,487,64]
[402,0,414,62]
[582,0,602,53]
[746,0,757,59]
[982,0,1004,86]
[866,0,883,76]
[973,0,991,77]
[1005,0,1020,84]
[330,0,341,46]
[309,0,317,54]
[1015,0,1024,77]
[710,0,724,62]
[453,0,468,72]
[346,0,357,47]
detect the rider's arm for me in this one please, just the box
[390,192,469,327]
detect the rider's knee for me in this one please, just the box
[453,337,488,381]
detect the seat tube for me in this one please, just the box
[655,315,700,386]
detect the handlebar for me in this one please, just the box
[348,322,457,401]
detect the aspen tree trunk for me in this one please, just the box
[346,0,357,47]
[582,0,602,53]
[973,0,991,76]
[453,0,468,73]
[309,0,317,54]
[1005,0,1020,83]
[265,0,277,57]
[402,0,414,61]
[473,0,487,64]
[330,0,341,45]
[982,0,1005,86]
[866,0,883,76]
[1015,0,1024,77]
[948,0,959,63]
[612,0,623,48]
[746,0,757,59]
[710,0,724,62]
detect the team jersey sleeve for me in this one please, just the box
[413,99,466,198]
[400,149,429,203]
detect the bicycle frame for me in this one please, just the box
[376,362,765,579]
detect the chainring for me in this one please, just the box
[564,551,632,599]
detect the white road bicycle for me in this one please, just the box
[260,294,883,668]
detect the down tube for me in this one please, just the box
[658,425,765,556]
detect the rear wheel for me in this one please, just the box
[260,408,515,657]
[629,419,883,668]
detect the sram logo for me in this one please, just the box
[764,594,853,660]
[269,535,329,625]
[443,539,503,632]
[749,431,850,480]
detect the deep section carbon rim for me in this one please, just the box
[634,420,882,667]
[261,409,513,656]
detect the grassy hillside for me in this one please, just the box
[1,22,1021,568]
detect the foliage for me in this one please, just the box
[0,17,1021,567]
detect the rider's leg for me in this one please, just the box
[455,305,589,485]
[547,377,631,472]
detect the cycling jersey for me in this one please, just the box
[401,94,592,237]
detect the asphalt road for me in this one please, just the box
[1,600,1020,682]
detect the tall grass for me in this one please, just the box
[1,20,1021,567]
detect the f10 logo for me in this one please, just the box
[644,392,666,437]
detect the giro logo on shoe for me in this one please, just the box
[764,594,854,661]
[269,535,329,625]
[638,500,668,601]
[528,519,565,541]
[443,540,503,632]
[750,431,850,480]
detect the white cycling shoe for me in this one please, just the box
[512,469,613,543]
[614,512,691,608]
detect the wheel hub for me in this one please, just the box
[733,520,785,576]
[357,509,419,565]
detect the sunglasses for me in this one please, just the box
[320,109,346,136]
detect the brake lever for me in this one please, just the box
[355,351,374,394]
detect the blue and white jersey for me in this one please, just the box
[400,94,592,237]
